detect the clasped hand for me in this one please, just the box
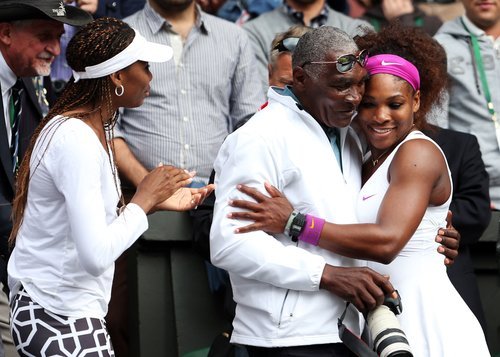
[132,165,214,214]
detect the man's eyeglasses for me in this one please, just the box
[272,37,300,53]
[302,49,369,73]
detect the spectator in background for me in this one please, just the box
[356,0,442,35]
[267,25,311,88]
[434,0,499,333]
[198,0,282,24]
[327,0,349,14]
[424,125,490,334]
[115,0,264,187]
[94,0,146,19]
[434,0,499,212]
[0,2,92,356]
[51,0,98,97]
[243,0,371,95]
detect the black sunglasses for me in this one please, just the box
[272,37,300,53]
[302,49,369,73]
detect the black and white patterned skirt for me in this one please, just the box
[10,288,115,357]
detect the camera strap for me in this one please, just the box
[338,302,378,357]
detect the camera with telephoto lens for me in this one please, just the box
[366,291,413,357]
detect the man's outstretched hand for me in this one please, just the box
[436,210,460,266]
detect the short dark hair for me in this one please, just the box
[292,26,359,79]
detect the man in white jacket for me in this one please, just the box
[210,26,394,356]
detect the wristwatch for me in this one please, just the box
[290,212,306,242]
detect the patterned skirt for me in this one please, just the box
[10,288,115,357]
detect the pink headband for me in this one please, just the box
[365,54,420,90]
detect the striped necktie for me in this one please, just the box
[9,79,24,173]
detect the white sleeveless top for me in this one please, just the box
[356,130,489,356]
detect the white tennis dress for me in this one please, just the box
[356,131,489,356]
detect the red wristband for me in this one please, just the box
[298,214,325,246]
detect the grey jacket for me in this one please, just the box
[435,16,500,209]
[243,5,371,95]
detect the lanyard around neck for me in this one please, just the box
[461,17,498,126]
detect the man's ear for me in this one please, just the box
[0,23,13,46]
[292,66,306,91]
[268,63,273,81]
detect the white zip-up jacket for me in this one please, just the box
[210,87,366,347]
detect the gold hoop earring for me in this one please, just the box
[115,85,124,97]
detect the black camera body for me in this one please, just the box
[367,291,413,357]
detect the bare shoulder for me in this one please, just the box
[391,137,447,179]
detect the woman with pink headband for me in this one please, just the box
[227,24,489,355]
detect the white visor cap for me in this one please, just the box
[73,29,173,82]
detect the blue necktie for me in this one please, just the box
[9,80,24,173]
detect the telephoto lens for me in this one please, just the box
[367,292,413,357]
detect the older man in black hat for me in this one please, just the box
[0,1,91,355]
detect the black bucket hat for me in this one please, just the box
[0,0,93,26]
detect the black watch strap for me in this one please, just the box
[290,212,306,242]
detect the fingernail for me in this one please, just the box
[438,229,444,235]
[236,184,242,189]
[435,236,442,243]
[228,200,233,206]
[227,213,232,218]
[438,246,444,253]
[234,228,240,233]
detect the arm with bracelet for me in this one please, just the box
[228,180,459,264]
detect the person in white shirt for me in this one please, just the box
[210,26,395,356]
[7,17,212,357]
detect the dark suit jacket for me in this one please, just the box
[95,0,145,19]
[425,126,490,333]
[0,77,46,286]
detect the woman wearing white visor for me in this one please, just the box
[7,17,212,356]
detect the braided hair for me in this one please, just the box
[10,17,135,244]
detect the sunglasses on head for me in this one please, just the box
[273,37,300,53]
[302,49,369,73]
